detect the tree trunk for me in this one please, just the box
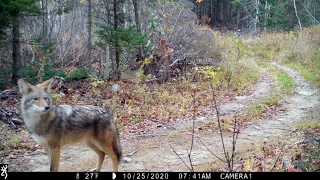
[12,19,21,84]
[255,0,259,33]
[293,0,302,32]
[105,45,110,79]
[88,0,93,74]
[42,0,48,44]
[114,0,121,78]
[264,1,267,31]
[133,0,142,61]
[222,0,232,28]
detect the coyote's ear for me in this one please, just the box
[39,78,54,92]
[18,79,33,95]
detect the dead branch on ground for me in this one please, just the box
[0,108,23,129]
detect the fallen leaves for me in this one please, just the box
[232,127,320,172]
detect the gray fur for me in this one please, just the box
[18,78,122,172]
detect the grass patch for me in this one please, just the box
[283,62,313,82]
[267,66,294,93]
[276,71,294,92]
[258,61,294,93]
[252,26,320,88]
[250,104,263,117]
[0,136,21,155]
[262,95,280,106]
[298,120,320,131]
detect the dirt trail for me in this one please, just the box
[239,62,319,146]
[5,63,319,172]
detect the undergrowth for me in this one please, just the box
[252,25,320,87]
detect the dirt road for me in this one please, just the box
[4,63,319,172]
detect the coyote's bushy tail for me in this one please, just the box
[113,134,122,162]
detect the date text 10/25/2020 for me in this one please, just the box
[119,172,252,180]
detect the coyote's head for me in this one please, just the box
[18,78,54,113]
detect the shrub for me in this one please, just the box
[65,67,89,82]
[19,64,67,84]
[0,67,10,90]
[19,66,38,84]
[42,64,67,81]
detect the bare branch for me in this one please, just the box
[293,0,302,32]
[197,137,226,163]
[0,108,18,129]
[271,143,286,172]
[169,143,192,172]
[231,115,239,171]
[313,167,320,172]
[210,83,231,170]
[187,89,196,172]
[303,3,320,25]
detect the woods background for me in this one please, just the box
[0,0,319,89]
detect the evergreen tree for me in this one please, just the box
[0,0,40,37]
[95,0,146,78]
[0,0,40,84]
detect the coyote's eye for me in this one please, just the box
[33,97,38,101]
[44,97,48,100]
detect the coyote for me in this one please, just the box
[17,78,122,172]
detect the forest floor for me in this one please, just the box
[1,61,319,172]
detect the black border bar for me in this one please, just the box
[2,172,319,180]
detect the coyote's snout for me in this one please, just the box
[18,78,122,172]
[27,96,50,112]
